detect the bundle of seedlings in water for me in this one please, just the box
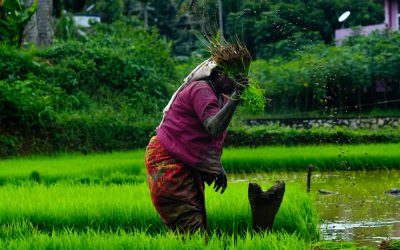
[209,39,266,113]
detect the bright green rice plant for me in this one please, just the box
[2,144,400,184]
[221,143,400,173]
[0,182,319,240]
[0,229,310,250]
[239,80,266,113]
[0,151,144,185]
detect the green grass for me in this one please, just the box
[0,182,319,241]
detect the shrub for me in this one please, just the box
[0,21,177,156]
[225,125,400,147]
[0,79,63,127]
[0,46,37,81]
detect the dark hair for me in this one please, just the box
[208,66,224,81]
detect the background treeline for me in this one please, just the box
[250,31,400,115]
[57,0,384,57]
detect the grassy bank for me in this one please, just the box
[226,126,400,147]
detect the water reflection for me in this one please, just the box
[231,170,400,248]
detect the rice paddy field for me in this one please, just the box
[1,143,399,249]
[1,143,400,185]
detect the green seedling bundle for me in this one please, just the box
[209,39,266,113]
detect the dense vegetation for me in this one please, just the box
[0,21,175,156]
[250,31,400,114]
[0,0,37,46]
[76,0,384,57]
[226,125,400,147]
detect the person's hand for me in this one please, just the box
[213,166,227,194]
[234,75,249,94]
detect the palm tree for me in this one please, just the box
[22,0,38,45]
[22,0,53,46]
[36,0,53,46]
[218,0,223,39]
[139,0,157,30]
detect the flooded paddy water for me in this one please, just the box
[231,170,400,248]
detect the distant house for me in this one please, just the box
[73,14,101,28]
[335,0,399,45]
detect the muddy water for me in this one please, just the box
[231,170,400,248]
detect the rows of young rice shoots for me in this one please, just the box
[0,229,312,250]
[0,151,145,185]
[0,182,319,241]
[1,143,400,186]
[1,144,400,184]
[222,143,400,172]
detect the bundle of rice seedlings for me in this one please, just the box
[239,80,266,113]
[209,40,266,113]
[210,40,251,78]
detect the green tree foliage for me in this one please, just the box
[54,0,383,58]
[37,21,176,112]
[94,0,124,23]
[54,12,79,40]
[0,20,177,155]
[0,0,37,47]
[225,0,383,59]
[249,31,400,114]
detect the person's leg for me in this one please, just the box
[173,210,205,234]
[145,136,207,233]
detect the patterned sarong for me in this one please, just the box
[145,136,207,232]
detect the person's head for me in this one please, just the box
[209,67,236,95]
[209,41,251,95]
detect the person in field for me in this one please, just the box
[145,56,249,233]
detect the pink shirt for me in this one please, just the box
[156,80,227,174]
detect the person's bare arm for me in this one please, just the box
[203,76,248,138]
[203,76,248,194]
[203,91,241,138]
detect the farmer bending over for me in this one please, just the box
[145,54,249,233]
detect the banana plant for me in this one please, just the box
[0,0,37,47]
